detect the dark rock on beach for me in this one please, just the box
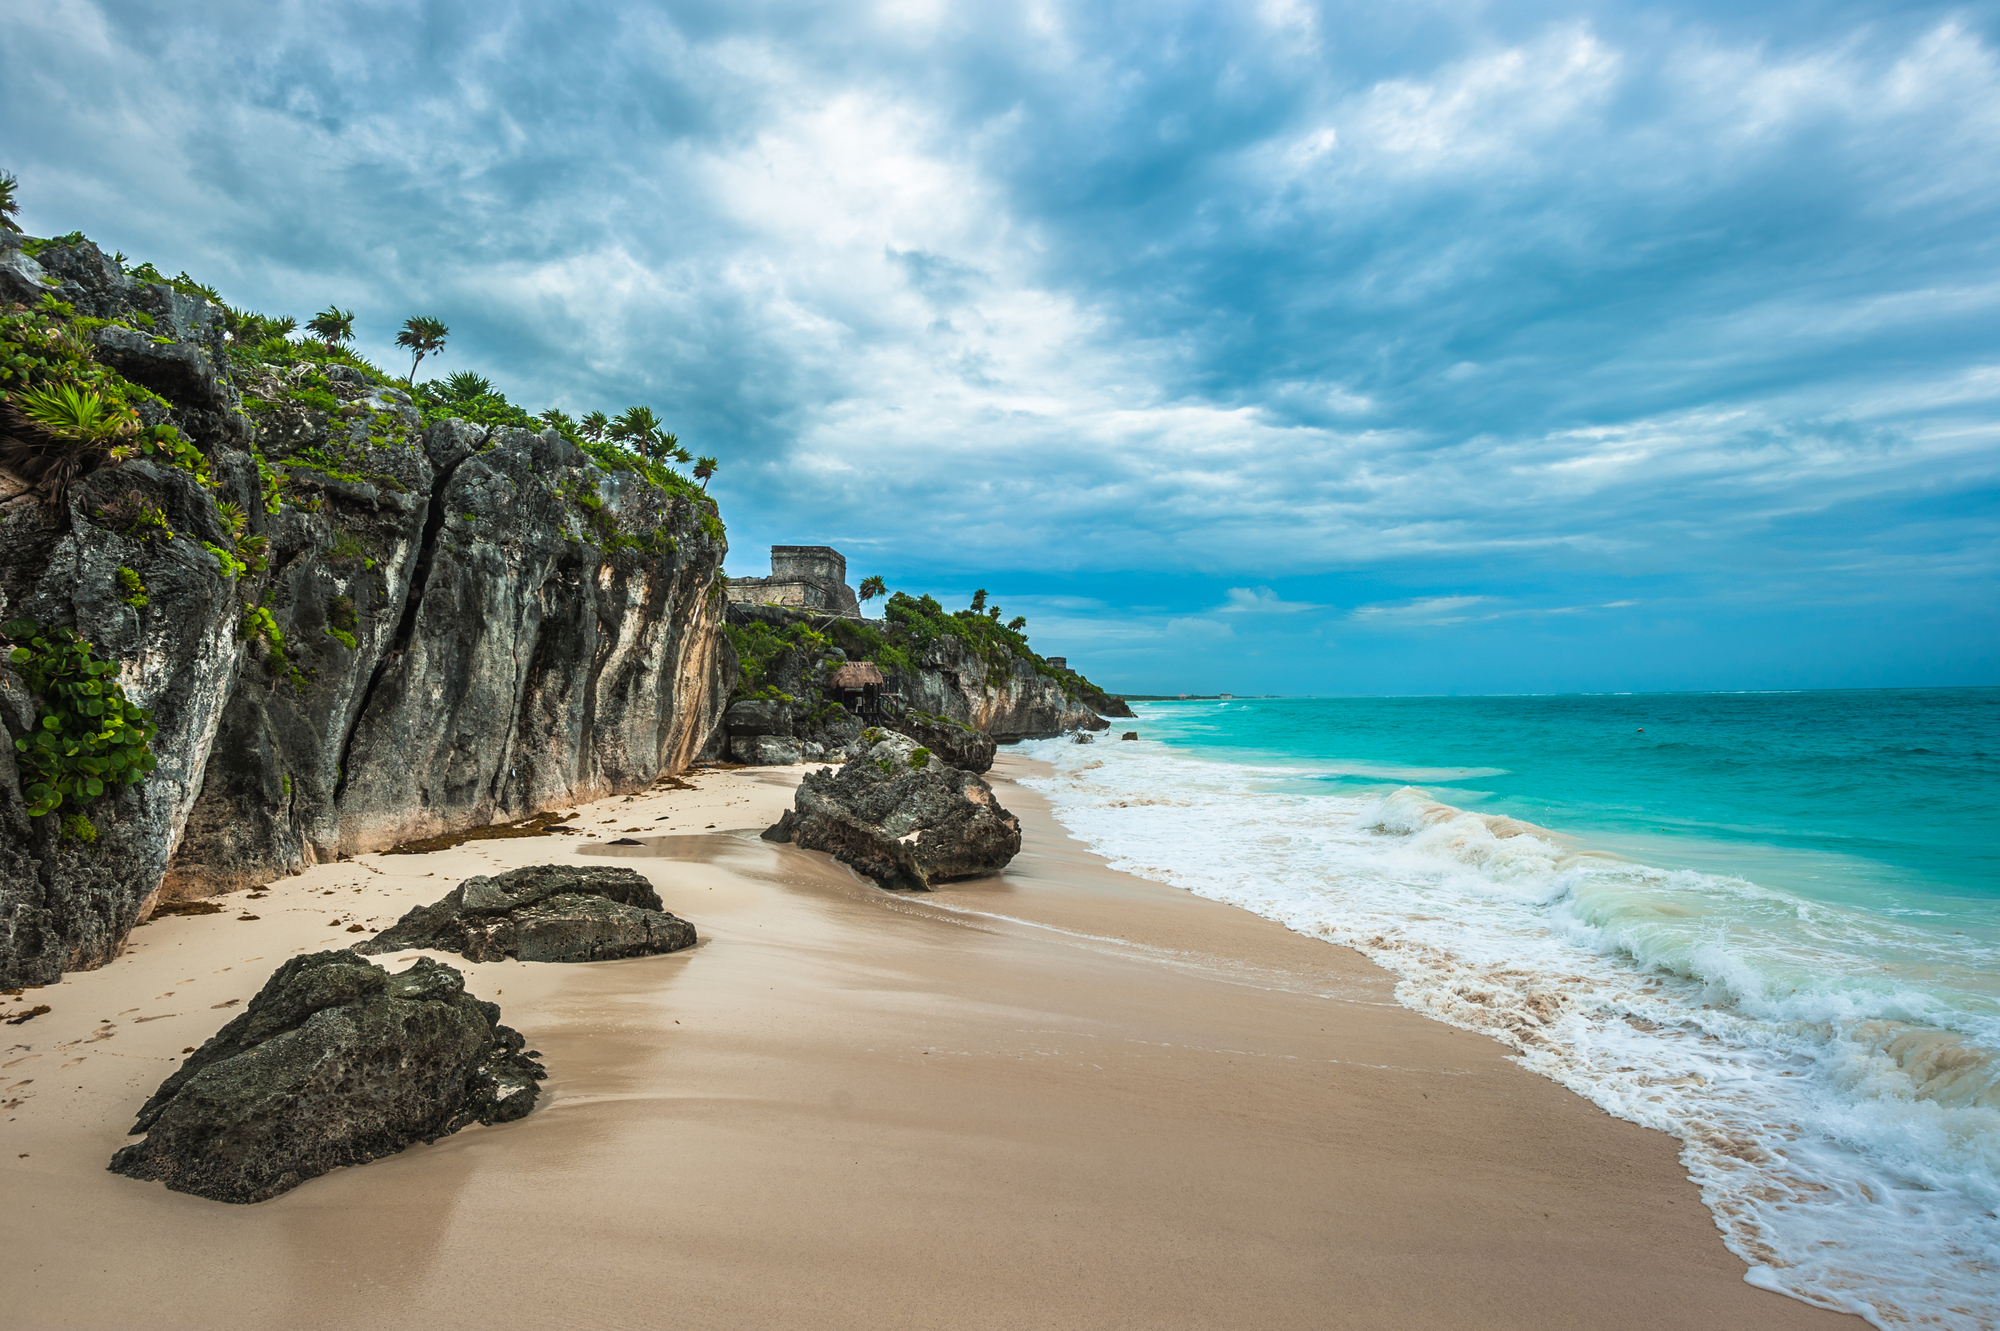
[765,731,1020,890]
[886,708,998,774]
[357,863,696,963]
[109,950,544,1204]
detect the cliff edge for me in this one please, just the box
[0,233,730,986]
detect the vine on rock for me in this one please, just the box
[2,618,158,836]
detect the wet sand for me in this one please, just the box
[0,755,1858,1329]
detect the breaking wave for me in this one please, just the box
[1017,738,2000,1329]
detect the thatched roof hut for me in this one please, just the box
[828,662,885,688]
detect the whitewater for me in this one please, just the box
[1018,691,1999,1330]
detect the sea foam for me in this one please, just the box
[1017,736,2000,1330]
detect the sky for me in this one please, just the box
[4,0,1997,695]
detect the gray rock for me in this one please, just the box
[108,950,544,1204]
[731,734,803,766]
[725,698,791,736]
[1121,732,1139,741]
[91,323,224,414]
[0,245,52,305]
[892,633,1113,741]
[766,732,1020,890]
[357,864,696,963]
[885,707,998,773]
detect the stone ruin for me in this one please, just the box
[726,545,863,617]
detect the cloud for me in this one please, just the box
[1348,596,1644,627]
[1220,587,1321,613]
[1166,617,1235,639]
[1350,596,1494,626]
[2,0,1993,688]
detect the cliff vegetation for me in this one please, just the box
[0,207,732,987]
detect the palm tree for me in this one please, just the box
[580,411,609,442]
[306,305,355,350]
[970,589,988,613]
[608,405,662,457]
[1007,615,1027,631]
[0,172,20,234]
[395,316,449,384]
[859,576,886,603]
[693,456,717,490]
[539,408,577,436]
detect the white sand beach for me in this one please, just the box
[0,755,1859,1329]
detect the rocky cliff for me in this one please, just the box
[717,600,1126,765]
[0,234,730,987]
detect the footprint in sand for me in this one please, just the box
[211,999,240,1009]
[60,1058,84,1069]
[133,1015,177,1023]
[2,1055,37,1068]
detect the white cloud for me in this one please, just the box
[1220,587,1320,614]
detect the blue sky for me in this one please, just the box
[6,0,1997,694]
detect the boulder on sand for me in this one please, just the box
[763,731,1021,890]
[109,951,544,1204]
[883,709,998,774]
[357,864,696,963]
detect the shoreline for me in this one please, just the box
[0,756,1858,1328]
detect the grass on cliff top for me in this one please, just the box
[726,592,1114,708]
[10,232,721,523]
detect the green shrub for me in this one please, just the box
[909,747,931,769]
[325,528,368,564]
[2,618,159,821]
[202,541,247,580]
[238,604,286,674]
[116,566,147,608]
[94,490,174,543]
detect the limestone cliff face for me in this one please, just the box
[0,236,730,986]
[717,603,1119,766]
[895,635,1111,742]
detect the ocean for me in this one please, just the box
[1017,689,1999,1330]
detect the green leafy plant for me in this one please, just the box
[2,618,159,822]
[0,171,19,234]
[441,371,492,400]
[909,747,931,769]
[21,231,86,257]
[238,604,289,677]
[116,566,147,608]
[324,594,359,650]
[306,305,355,350]
[92,489,174,543]
[2,381,139,505]
[202,540,247,580]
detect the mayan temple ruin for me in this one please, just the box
[725,545,864,617]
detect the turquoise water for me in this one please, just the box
[1018,688,2000,1329]
[1148,689,1999,911]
